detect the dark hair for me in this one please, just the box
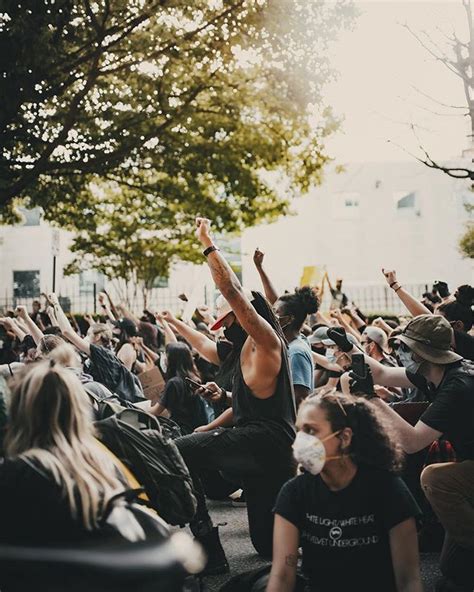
[303,392,404,473]
[438,284,474,331]
[43,326,63,336]
[277,286,320,331]
[37,335,66,358]
[165,342,200,383]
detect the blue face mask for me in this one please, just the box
[326,349,337,364]
[397,348,421,374]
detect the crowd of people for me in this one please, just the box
[0,216,473,592]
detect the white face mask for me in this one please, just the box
[396,348,421,374]
[292,430,342,475]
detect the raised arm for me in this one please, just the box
[15,306,44,345]
[155,313,178,346]
[196,218,280,355]
[161,310,219,365]
[98,292,116,321]
[324,271,334,293]
[330,309,361,342]
[0,317,27,343]
[372,316,395,337]
[345,306,367,331]
[47,293,91,355]
[382,269,432,317]
[116,302,141,326]
[103,290,120,320]
[253,248,279,305]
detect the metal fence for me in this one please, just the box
[0,283,430,317]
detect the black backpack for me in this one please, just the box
[95,409,197,526]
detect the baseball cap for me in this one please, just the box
[210,288,255,331]
[363,326,389,353]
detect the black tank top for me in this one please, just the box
[232,339,296,440]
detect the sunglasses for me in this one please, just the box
[320,390,348,417]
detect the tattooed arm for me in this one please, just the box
[266,514,299,592]
[195,217,280,354]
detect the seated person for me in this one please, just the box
[150,342,210,435]
[0,360,127,545]
[266,392,422,592]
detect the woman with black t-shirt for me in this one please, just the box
[267,393,422,592]
[150,342,209,435]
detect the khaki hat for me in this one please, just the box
[389,314,461,365]
[364,326,389,354]
[210,288,254,331]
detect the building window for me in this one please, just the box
[152,276,169,289]
[331,192,360,219]
[395,191,416,210]
[17,207,41,226]
[79,271,105,295]
[13,270,40,298]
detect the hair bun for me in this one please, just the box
[455,285,474,308]
[296,286,320,315]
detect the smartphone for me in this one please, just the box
[351,353,367,379]
[184,377,202,391]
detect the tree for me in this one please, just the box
[459,221,474,257]
[62,181,205,306]
[1,1,356,291]
[402,0,474,181]
[1,0,355,220]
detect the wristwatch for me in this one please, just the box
[203,245,219,257]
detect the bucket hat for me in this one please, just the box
[389,314,461,364]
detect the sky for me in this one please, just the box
[324,0,470,163]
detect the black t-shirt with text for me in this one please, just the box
[407,360,474,460]
[274,466,421,592]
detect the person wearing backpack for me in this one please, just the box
[150,342,211,435]
[175,218,297,575]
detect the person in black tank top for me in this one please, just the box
[175,218,297,576]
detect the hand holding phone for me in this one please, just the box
[351,353,367,379]
[185,378,226,403]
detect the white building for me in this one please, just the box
[1,160,472,315]
[0,208,215,314]
[241,161,473,314]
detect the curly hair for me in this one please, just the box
[303,392,404,473]
[277,286,320,331]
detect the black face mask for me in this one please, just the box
[224,323,247,348]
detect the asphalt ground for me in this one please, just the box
[200,499,442,592]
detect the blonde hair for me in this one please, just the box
[45,343,81,368]
[5,362,124,529]
[89,323,113,347]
